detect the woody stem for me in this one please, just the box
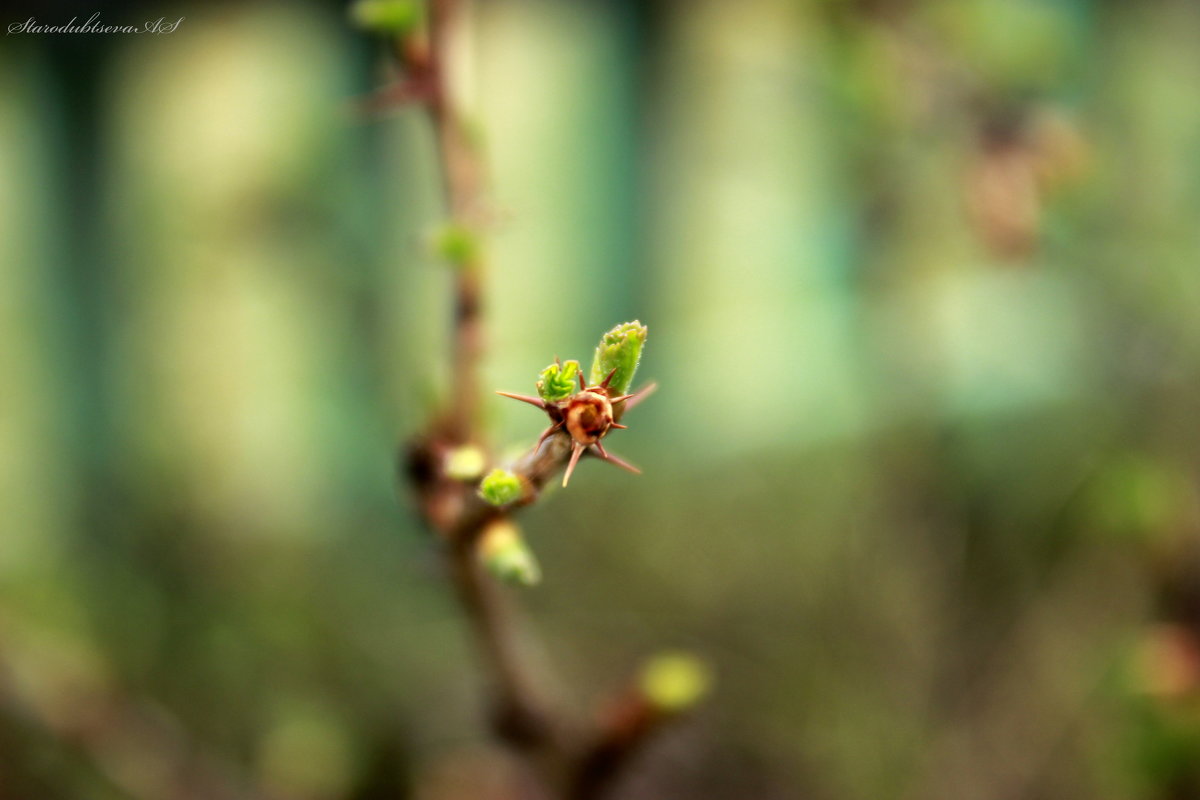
[400,2,669,796]
[406,0,576,783]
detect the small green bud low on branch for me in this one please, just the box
[430,223,480,268]
[638,652,712,714]
[589,321,647,396]
[537,359,581,403]
[348,0,422,35]
[479,468,522,506]
[444,445,486,481]
[478,520,541,586]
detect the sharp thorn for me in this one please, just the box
[591,446,641,475]
[618,382,657,412]
[563,442,586,487]
[600,367,618,389]
[593,439,609,459]
[495,391,546,409]
[577,371,587,392]
[610,422,628,430]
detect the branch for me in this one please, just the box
[359,3,698,796]
[427,0,485,443]
[370,0,570,771]
[570,653,711,800]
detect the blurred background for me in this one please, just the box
[4,0,1200,797]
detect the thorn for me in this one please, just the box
[593,439,609,459]
[563,442,586,487]
[578,371,587,392]
[495,391,546,409]
[616,382,657,413]
[536,422,563,449]
[599,367,619,389]
[610,422,628,430]
[591,445,641,475]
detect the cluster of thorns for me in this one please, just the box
[497,366,655,487]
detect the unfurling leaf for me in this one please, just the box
[589,321,647,396]
[478,520,541,586]
[537,360,581,403]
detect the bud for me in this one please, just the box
[537,359,581,403]
[348,0,422,35]
[430,223,480,268]
[478,520,541,586]
[444,445,486,481]
[478,468,522,507]
[589,321,647,396]
[638,652,712,714]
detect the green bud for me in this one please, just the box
[348,0,422,35]
[430,223,480,268]
[479,468,522,506]
[444,445,486,481]
[478,521,541,586]
[639,652,712,713]
[537,360,581,403]
[589,321,647,396]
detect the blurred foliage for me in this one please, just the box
[639,652,713,714]
[478,520,541,587]
[349,0,423,36]
[3,0,1200,798]
[430,222,481,270]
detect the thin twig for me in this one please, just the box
[386,2,678,796]
[396,0,571,772]
[427,0,485,442]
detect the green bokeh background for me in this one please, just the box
[3,0,1200,798]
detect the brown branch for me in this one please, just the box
[427,0,485,443]
[385,3,679,797]
[570,690,673,800]
[349,77,435,118]
[391,0,574,779]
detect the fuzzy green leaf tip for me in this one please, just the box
[479,521,541,586]
[589,321,647,396]
[348,0,422,34]
[479,468,522,507]
[537,360,581,403]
